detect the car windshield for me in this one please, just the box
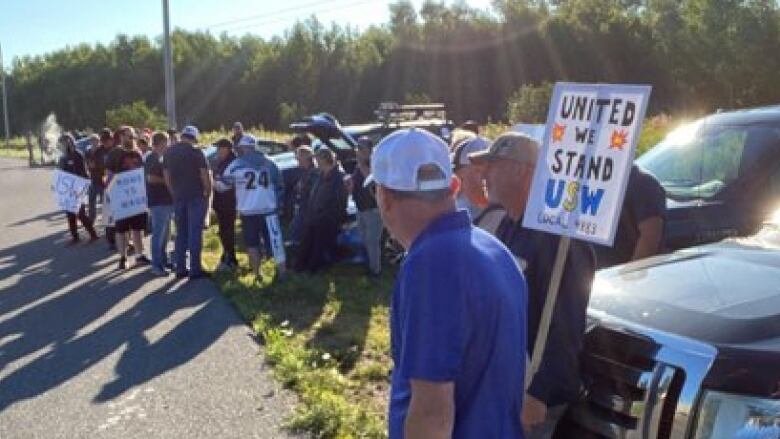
[637,122,780,200]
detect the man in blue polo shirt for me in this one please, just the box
[367,128,528,438]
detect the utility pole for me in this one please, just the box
[162,0,177,130]
[0,41,10,149]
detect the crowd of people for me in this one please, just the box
[57,119,666,438]
[59,121,383,282]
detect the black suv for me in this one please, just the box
[637,106,780,249]
[559,214,780,438]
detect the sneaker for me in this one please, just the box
[135,255,151,267]
[150,266,169,277]
[118,257,127,270]
[175,270,189,279]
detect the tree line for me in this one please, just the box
[5,0,780,134]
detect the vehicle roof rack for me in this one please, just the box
[375,102,449,125]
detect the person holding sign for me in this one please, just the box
[472,132,596,437]
[58,134,99,245]
[113,131,150,270]
[217,135,286,280]
[369,129,528,439]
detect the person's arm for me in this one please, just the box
[197,152,212,199]
[163,169,174,197]
[629,168,667,261]
[200,168,212,200]
[632,216,664,260]
[405,380,455,439]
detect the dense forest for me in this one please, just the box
[5,0,780,133]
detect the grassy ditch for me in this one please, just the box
[202,222,394,438]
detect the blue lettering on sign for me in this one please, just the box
[545,179,565,209]
[580,185,604,215]
[543,178,605,216]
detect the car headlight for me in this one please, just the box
[694,391,779,439]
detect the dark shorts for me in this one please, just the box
[241,214,272,255]
[115,213,148,233]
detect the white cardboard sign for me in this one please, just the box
[105,169,147,221]
[522,83,651,246]
[52,170,91,214]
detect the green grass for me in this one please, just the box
[202,223,394,439]
[0,137,35,159]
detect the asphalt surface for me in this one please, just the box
[0,158,298,438]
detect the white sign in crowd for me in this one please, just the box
[52,170,91,214]
[104,168,148,223]
[523,82,652,246]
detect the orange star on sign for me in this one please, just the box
[610,129,629,150]
[552,123,566,143]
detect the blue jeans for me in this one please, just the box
[150,205,173,270]
[173,197,206,276]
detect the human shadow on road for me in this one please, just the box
[5,210,64,228]
[0,272,240,411]
[0,228,242,410]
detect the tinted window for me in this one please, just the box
[638,124,780,200]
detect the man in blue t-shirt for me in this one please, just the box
[366,128,528,439]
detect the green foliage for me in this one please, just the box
[105,101,166,130]
[203,228,394,439]
[506,82,554,123]
[6,1,780,134]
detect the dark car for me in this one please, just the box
[637,106,780,249]
[558,214,780,438]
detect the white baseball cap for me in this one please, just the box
[365,128,452,191]
[237,134,257,148]
[181,125,199,141]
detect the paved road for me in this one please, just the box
[0,158,298,438]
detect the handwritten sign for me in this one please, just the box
[105,169,147,221]
[522,83,651,246]
[52,170,91,213]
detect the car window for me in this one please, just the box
[638,124,779,200]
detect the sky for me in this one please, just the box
[0,0,494,69]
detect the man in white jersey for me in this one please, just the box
[217,134,287,280]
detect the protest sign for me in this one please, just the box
[522,83,652,246]
[265,214,287,265]
[523,82,651,378]
[52,170,91,213]
[105,169,147,221]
